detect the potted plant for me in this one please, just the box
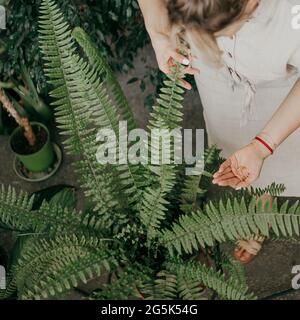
[0,87,60,181]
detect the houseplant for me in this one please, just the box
[0,88,57,178]
[0,0,299,300]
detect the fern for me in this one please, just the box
[0,185,35,232]
[138,63,186,239]
[91,264,152,300]
[0,185,109,237]
[39,0,122,218]
[169,261,256,300]
[12,234,118,299]
[143,260,252,300]
[142,270,178,300]
[72,27,137,131]
[71,27,148,207]
[161,196,300,255]
[180,146,222,214]
[220,251,247,287]
[1,0,299,301]
[248,182,286,197]
[177,270,207,300]
[142,270,205,300]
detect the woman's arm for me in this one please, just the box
[261,78,300,146]
[213,78,300,188]
[138,0,199,87]
[138,0,171,38]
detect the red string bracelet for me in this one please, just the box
[255,136,274,154]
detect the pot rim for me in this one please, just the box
[9,121,50,157]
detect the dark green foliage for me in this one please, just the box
[91,264,152,300]
[161,195,300,256]
[0,0,147,94]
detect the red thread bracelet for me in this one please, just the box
[255,136,273,154]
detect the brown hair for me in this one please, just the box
[167,0,250,65]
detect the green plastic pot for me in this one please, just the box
[10,122,55,172]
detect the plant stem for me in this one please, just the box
[0,88,36,146]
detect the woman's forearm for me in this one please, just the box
[259,78,300,150]
[138,0,171,37]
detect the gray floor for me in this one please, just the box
[1,46,300,300]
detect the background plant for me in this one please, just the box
[0,0,148,95]
[0,0,161,134]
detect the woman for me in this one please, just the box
[138,0,300,263]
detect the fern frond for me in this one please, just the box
[72,26,137,131]
[0,273,17,300]
[138,63,186,239]
[220,251,247,286]
[91,264,152,300]
[142,270,178,300]
[39,0,122,216]
[181,145,221,214]
[161,196,300,255]
[169,261,256,300]
[177,270,207,300]
[12,234,118,300]
[249,182,286,197]
[0,185,35,231]
[0,185,90,236]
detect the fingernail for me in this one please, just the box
[235,187,242,191]
[182,58,190,66]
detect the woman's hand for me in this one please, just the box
[212,140,271,188]
[150,32,200,89]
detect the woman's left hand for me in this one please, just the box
[212,140,271,188]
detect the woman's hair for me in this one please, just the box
[167,0,250,65]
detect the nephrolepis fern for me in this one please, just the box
[12,234,118,300]
[39,0,122,219]
[161,195,300,256]
[1,0,300,302]
[138,62,187,239]
[0,185,120,300]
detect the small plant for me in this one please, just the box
[0,87,55,176]
[0,88,36,146]
[0,0,299,300]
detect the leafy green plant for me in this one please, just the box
[0,0,148,96]
[0,0,300,300]
[0,0,149,133]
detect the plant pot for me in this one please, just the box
[10,122,55,173]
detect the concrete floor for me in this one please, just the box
[1,46,300,300]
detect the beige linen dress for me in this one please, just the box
[190,0,300,196]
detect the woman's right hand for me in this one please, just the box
[150,32,200,90]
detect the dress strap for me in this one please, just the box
[227,66,256,127]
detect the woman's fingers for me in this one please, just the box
[213,171,236,184]
[217,177,241,187]
[230,155,245,180]
[170,51,190,66]
[165,58,192,89]
[235,180,250,188]
[179,79,192,90]
[213,166,232,178]
[165,55,199,89]
[184,66,200,76]
[218,159,232,174]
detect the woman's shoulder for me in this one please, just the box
[263,0,300,36]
